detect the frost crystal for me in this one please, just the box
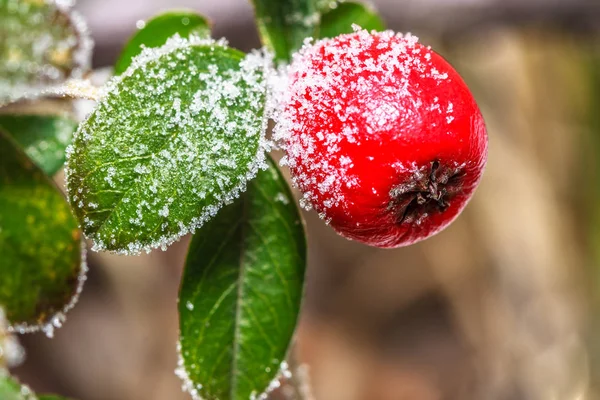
[249,360,302,400]
[274,192,290,205]
[177,335,298,400]
[0,308,25,369]
[272,28,456,216]
[175,341,203,400]
[65,35,273,254]
[7,240,88,338]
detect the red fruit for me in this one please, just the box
[276,29,488,248]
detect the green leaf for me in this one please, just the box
[0,130,85,333]
[114,10,211,75]
[0,375,70,400]
[0,114,78,176]
[0,374,36,400]
[317,1,385,39]
[250,0,319,62]
[66,36,269,254]
[0,0,92,105]
[178,157,306,400]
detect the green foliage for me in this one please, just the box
[0,114,78,176]
[0,0,91,104]
[66,37,269,254]
[0,375,70,400]
[317,1,385,38]
[0,374,36,400]
[178,158,306,400]
[114,11,211,75]
[0,131,84,330]
[250,0,385,62]
[250,0,319,62]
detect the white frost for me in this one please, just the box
[0,308,25,369]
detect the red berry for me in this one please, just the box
[276,29,488,248]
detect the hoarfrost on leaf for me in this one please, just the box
[66,35,272,254]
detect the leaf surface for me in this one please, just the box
[66,36,269,254]
[0,114,78,176]
[114,11,211,75]
[0,375,36,400]
[250,0,319,62]
[0,130,85,333]
[317,1,385,39]
[178,157,306,400]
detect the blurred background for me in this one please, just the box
[10,0,600,399]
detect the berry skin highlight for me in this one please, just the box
[276,29,488,248]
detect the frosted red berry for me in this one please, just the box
[275,29,488,248]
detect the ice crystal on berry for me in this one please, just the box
[273,28,487,247]
[274,29,457,213]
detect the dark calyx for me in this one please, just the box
[389,161,463,225]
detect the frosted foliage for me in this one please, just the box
[66,35,271,254]
[0,0,93,104]
[273,28,455,214]
[250,361,294,400]
[0,308,25,370]
[176,340,296,400]
[175,341,202,400]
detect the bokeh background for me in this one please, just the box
[10,0,600,399]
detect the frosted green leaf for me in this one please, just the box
[0,113,78,176]
[178,157,306,400]
[66,36,271,254]
[0,0,93,105]
[0,131,87,337]
[250,0,319,62]
[115,10,211,75]
[317,1,385,39]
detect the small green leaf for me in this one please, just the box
[178,157,306,400]
[317,1,385,39]
[114,11,211,75]
[0,114,78,176]
[0,374,36,400]
[0,130,85,332]
[250,0,319,62]
[0,0,92,105]
[66,36,269,254]
[0,375,70,400]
